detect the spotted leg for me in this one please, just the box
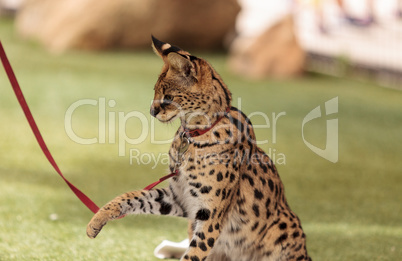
[87,188,185,238]
[179,176,238,260]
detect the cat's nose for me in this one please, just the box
[150,105,160,117]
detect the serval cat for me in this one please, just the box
[87,36,311,261]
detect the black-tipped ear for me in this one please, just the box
[151,35,181,57]
[151,35,165,57]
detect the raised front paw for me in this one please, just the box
[87,210,109,239]
[86,207,121,239]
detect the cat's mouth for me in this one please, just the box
[156,111,180,123]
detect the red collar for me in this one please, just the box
[184,107,231,137]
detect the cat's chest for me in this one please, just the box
[169,132,193,173]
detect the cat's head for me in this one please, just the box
[150,36,231,128]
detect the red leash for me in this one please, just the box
[0,41,101,214]
[143,170,178,190]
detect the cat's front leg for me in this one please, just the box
[87,188,185,238]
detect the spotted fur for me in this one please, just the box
[87,36,311,261]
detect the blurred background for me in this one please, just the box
[0,0,401,260]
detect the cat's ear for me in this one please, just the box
[151,35,181,58]
[167,52,196,78]
[151,36,196,78]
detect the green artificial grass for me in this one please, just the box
[0,17,401,260]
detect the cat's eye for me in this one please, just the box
[164,95,174,102]
[161,95,174,109]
